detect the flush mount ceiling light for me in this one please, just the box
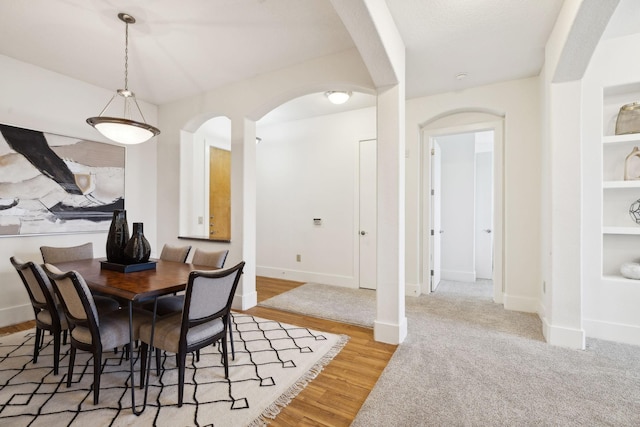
[86,13,160,145]
[325,91,352,105]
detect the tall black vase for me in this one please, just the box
[106,209,129,263]
[123,222,151,264]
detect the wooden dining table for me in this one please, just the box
[52,257,216,415]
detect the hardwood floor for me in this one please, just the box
[0,277,397,426]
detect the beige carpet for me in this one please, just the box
[0,313,348,426]
[259,280,640,425]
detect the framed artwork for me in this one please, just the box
[0,123,125,236]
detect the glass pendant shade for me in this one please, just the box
[88,118,157,145]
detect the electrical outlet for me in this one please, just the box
[296,254,301,262]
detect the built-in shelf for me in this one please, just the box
[602,274,640,284]
[603,134,640,145]
[603,180,640,189]
[602,226,640,235]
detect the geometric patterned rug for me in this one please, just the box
[0,314,348,427]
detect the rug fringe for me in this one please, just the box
[247,334,350,426]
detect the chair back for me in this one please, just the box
[160,244,192,263]
[44,264,100,330]
[182,261,245,332]
[191,248,229,268]
[40,242,94,264]
[10,257,57,313]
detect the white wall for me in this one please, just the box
[437,133,476,282]
[0,54,158,327]
[405,77,542,312]
[255,107,376,286]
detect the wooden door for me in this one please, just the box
[209,147,231,241]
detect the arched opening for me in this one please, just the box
[179,116,232,241]
[420,110,505,303]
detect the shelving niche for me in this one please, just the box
[602,83,640,281]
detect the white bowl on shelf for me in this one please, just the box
[620,262,640,279]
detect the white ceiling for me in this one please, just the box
[0,0,630,122]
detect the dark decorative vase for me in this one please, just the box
[106,209,129,263]
[123,222,151,264]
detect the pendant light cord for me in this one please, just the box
[124,20,129,91]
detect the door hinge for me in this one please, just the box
[430,229,434,236]
[430,269,434,276]
[431,148,434,155]
[431,189,434,196]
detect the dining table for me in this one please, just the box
[52,257,216,415]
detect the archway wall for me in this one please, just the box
[405,76,542,312]
[157,47,373,249]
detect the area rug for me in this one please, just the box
[258,283,375,328]
[0,313,348,427]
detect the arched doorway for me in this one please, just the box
[420,111,505,303]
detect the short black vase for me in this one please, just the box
[123,222,151,264]
[106,209,129,263]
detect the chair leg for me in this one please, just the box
[67,346,76,388]
[156,348,162,376]
[178,352,187,407]
[62,330,68,345]
[53,331,61,375]
[93,348,102,405]
[222,335,229,379]
[228,315,235,360]
[33,327,42,364]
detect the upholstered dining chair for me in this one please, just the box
[44,264,151,405]
[150,249,236,358]
[40,242,94,264]
[159,244,192,263]
[139,261,245,407]
[40,242,121,312]
[10,257,69,375]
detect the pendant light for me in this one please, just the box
[87,13,160,145]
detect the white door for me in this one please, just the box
[430,140,442,291]
[359,139,377,290]
[475,150,494,279]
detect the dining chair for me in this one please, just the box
[10,256,69,375]
[44,264,151,405]
[139,261,245,407]
[151,249,236,358]
[159,244,192,263]
[40,242,94,264]
[40,242,121,312]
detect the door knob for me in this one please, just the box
[483,229,492,233]
[360,231,367,236]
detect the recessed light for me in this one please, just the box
[456,72,468,81]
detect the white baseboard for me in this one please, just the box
[542,316,585,349]
[583,318,640,346]
[374,316,408,345]
[233,290,257,311]
[257,266,355,288]
[503,293,538,313]
[0,304,33,328]
[441,270,475,282]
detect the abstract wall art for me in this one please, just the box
[0,123,125,236]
